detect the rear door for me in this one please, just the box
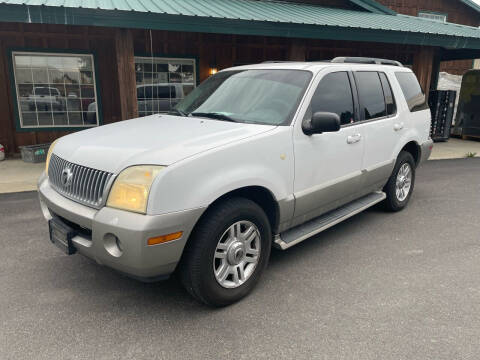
[355,71,400,191]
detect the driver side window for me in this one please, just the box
[307,71,355,126]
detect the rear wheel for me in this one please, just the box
[179,197,271,307]
[383,151,415,212]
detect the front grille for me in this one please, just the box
[48,154,114,208]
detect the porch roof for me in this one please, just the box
[2,0,480,49]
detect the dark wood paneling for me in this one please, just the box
[114,29,138,120]
[0,38,14,153]
[413,47,435,93]
[0,23,120,154]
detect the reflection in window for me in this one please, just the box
[355,72,387,120]
[134,57,196,116]
[310,72,355,125]
[12,52,99,128]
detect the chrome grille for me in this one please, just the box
[48,154,114,208]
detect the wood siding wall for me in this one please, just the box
[376,0,480,75]
[0,23,430,154]
[0,23,122,155]
[376,0,480,26]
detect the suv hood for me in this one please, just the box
[53,114,275,173]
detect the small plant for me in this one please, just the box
[466,152,477,158]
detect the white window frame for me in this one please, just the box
[11,51,100,129]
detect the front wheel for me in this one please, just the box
[383,151,415,212]
[179,197,271,307]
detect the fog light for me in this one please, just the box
[104,233,123,257]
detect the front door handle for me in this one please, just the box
[394,122,404,131]
[347,134,361,144]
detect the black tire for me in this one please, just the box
[179,197,272,307]
[383,151,416,212]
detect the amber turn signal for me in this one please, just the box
[147,231,183,246]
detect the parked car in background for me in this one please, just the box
[38,58,432,306]
[137,83,185,114]
[28,86,65,111]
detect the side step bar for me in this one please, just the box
[274,191,386,250]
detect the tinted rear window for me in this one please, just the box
[395,72,428,112]
[355,72,386,120]
[379,72,396,116]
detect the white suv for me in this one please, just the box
[38,58,433,306]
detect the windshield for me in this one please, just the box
[34,88,51,96]
[174,69,312,125]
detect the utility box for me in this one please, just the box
[452,70,480,138]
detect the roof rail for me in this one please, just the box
[261,61,299,63]
[331,57,403,67]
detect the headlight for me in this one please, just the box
[106,165,164,214]
[45,139,59,174]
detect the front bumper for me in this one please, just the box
[419,139,433,165]
[38,173,205,281]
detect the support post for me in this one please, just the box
[114,28,138,120]
[430,51,441,91]
[412,47,435,97]
[0,40,15,154]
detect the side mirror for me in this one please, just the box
[303,112,341,135]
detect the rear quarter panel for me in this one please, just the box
[388,69,431,158]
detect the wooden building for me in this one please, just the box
[1,0,480,156]
[376,0,480,75]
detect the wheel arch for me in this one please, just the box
[400,141,421,166]
[177,186,280,273]
[202,186,280,234]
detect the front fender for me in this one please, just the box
[147,127,295,216]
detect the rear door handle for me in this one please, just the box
[394,122,404,131]
[347,134,361,144]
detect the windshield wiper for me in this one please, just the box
[168,108,188,116]
[190,112,237,122]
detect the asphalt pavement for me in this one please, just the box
[1,158,480,360]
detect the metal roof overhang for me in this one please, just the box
[2,2,480,52]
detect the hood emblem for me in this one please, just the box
[61,167,74,187]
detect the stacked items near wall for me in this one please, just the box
[428,90,456,142]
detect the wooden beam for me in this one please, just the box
[430,51,441,91]
[0,39,14,154]
[441,49,480,61]
[114,28,138,120]
[412,47,435,96]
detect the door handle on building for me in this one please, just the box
[347,134,361,144]
[394,122,404,131]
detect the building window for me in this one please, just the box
[134,57,196,116]
[12,52,99,129]
[418,11,447,23]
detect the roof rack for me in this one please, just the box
[261,61,298,63]
[331,57,403,67]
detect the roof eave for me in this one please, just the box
[0,4,479,50]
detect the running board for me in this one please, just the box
[274,191,386,250]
